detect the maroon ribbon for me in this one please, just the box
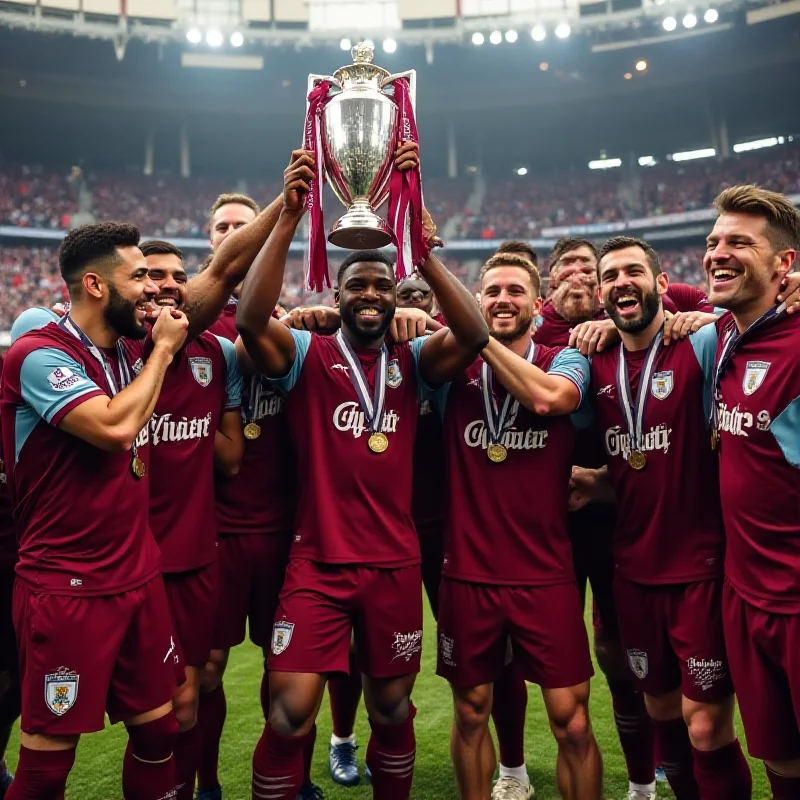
[304,80,331,292]
[388,78,429,281]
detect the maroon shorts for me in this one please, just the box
[14,577,183,736]
[269,559,423,679]
[212,532,292,651]
[163,562,218,668]
[723,582,800,761]
[0,565,17,674]
[614,577,733,703]
[436,578,594,689]
[416,520,444,619]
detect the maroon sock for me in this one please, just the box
[653,718,700,800]
[691,740,751,799]
[197,684,227,791]
[122,741,179,800]
[766,766,800,799]
[260,671,270,722]
[173,725,201,800]
[491,662,528,768]
[609,681,656,785]
[302,724,317,785]
[366,707,416,800]
[252,724,306,800]
[6,746,74,799]
[328,655,363,738]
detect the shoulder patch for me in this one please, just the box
[46,367,86,392]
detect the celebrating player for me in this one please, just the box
[0,222,189,800]
[236,148,488,800]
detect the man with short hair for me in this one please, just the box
[496,239,539,267]
[0,221,190,800]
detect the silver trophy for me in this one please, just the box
[308,41,417,249]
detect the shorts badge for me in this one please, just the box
[743,360,769,395]
[627,649,648,680]
[387,359,403,389]
[272,620,295,655]
[44,667,79,716]
[189,357,213,387]
[651,370,674,400]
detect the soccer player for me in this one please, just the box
[434,252,602,800]
[571,236,753,800]
[236,149,488,800]
[0,221,189,800]
[495,240,539,267]
[703,186,800,799]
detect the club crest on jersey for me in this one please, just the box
[627,649,648,680]
[44,667,79,716]
[743,361,770,395]
[387,359,403,389]
[189,357,213,387]
[271,620,294,656]
[651,370,673,400]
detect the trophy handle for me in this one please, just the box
[306,74,340,112]
[381,70,417,111]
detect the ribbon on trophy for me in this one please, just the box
[304,80,331,292]
[387,77,430,281]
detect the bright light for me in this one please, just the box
[733,137,780,153]
[505,30,518,43]
[671,147,715,161]
[383,38,397,53]
[472,32,485,45]
[539,62,549,71]
[683,13,697,27]
[230,31,244,47]
[588,158,622,170]
[704,8,718,22]
[516,167,528,176]
[206,29,223,47]
[531,25,546,41]
[489,30,502,44]
[662,16,677,30]
[555,23,571,39]
[340,38,352,51]
[638,156,657,166]
[635,59,647,71]
[624,72,632,80]
[186,28,202,44]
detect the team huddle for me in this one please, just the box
[0,142,798,800]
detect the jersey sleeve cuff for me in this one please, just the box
[48,388,107,427]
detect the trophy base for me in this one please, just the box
[329,201,393,250]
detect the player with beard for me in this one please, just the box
[703,187,800,799]
[435,252,602,800]
[571,236,753,800]
[237,149,488,800]
[0,222,189,800]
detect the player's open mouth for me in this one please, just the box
[492,309,516,320]
[710,268,740,287]
[155,296,180,309]
[614,293,640,315]
[356,307,382,320]
[135,301,151,321]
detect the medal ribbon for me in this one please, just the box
[481,342,535,446]
[334,330,388,436]
[616,326,664,455]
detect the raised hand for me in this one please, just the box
[151,307,189,355]
[283,149,316,214]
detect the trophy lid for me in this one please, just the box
[334,40,390,88]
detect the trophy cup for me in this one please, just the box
[308,41,417,249]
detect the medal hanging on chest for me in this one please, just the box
[334,331,390,454]
[480,343,535,464]
[243,377,262,440]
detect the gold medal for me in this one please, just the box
[487,443,508,463]
[368,432,389,454]
[244,422,262,440]
[627,451,647,470]
[131,456,147,479]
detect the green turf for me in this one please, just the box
[5,599,772,799]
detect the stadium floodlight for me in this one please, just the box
[505,30,518,43]
[516,167,528,176]
[682,13,698,28]
[489,30,503,44]
[555,23,571,39]
[704,8,718,22]
[588,158,622,170]
[230,32,244,47]
[662,16,677,30]
[383,38,397,53]
[206,29,223,47]
[671,147,715,161]
[340,38,352,51]
[635,59,647,71]
[638,156,657,166]
[186,28,202,44]
[472,32,485,45]
[531,25,546,41]
[733,137,780,153]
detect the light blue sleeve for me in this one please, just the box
[11,307,61,342]
[409,335,435,402]
[549,348,591,408]
[689,322,719,421]
[215,335,243,409]
[19,348,104,425]
[772,395,800,468]
[429,382,452,420]
[269,329,312,393]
